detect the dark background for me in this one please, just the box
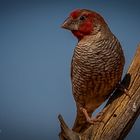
[0,0,140,139]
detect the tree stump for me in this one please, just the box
[58,44,140,140]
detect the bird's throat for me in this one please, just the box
[72,30,84,40]
[71,22,93,40]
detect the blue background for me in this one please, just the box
[0,0,140,139]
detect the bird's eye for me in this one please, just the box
[79,16,86,21]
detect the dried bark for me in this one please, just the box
[58,44,140,140]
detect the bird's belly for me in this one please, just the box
[71,41,124,109]
[72,56,123,108]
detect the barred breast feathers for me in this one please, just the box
[72,33,125,74]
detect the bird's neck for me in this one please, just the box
[77,28,112,46]
[77,32,101,45]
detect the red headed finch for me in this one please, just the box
[61,9,125,133]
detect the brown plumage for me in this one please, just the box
[61,9,125,133]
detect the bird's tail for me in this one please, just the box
[72,110,92,133]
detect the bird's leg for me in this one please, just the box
[80,107,103,124]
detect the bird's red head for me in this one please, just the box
[61,9,107,40]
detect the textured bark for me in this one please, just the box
[58,44,140,140]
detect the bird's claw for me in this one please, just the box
[117,83,130,98]
[80,107,103,124]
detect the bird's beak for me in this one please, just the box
[61,18,70,29]
[61,17,78,31]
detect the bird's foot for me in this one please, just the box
[80,107,104,124]
[117,83,130,98]
[117,83,128,92]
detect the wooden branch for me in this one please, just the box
[58,44,140,140]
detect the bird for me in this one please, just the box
[61,9,125,133]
